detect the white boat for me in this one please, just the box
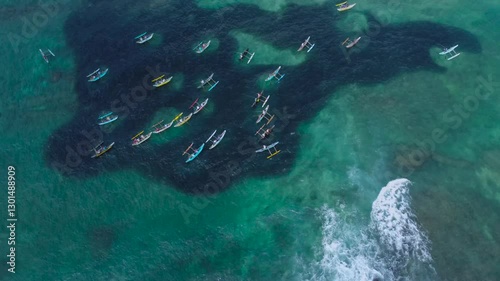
[131,131,152,146]
[135,32,154,44]
[439,45,460,60]
[205,129,226,150]
[194,40,211,53]
[39,49,55,63]
[191,98,209,114]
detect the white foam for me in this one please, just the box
[370,179,433,263]
[309,206,392,281]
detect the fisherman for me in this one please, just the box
[255,92,263,104]
[240,48,249,60]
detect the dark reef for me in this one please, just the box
[44,0,481,194]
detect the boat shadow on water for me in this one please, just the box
[44,0,481,194]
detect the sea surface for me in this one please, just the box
[0,0,499,280]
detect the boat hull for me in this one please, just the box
[91,142,115,158]
[132,132,152,146]
[209,130,226,150]
[337,3,356,11]
[186,143,205,163]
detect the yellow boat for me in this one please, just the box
[174,113,193,127]
[152,75,173,88]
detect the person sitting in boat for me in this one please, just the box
[240,49,249,60]
[255,92,262,103]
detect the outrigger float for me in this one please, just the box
[342,37,361,49]
[98,112,118,126]
[135,32,154,44]
[239,48,255,64]
[174,113,193,127]
[190,98,209,114]
[152,75,173,88]
[194,40,211,54]
[90,141,115,158]
[39,49,55,63]
[439,45,461,60]
[152,113,182,134]
[298,36,315,52]
[255,124,274,140]
[205,129,226,150]
[198,73,219,91]
[183,142,205,163]
[87,68,109,82]
[255,141,281,159]
[131,131,152,146]
[265,66,285,82]
[336,1,356,12]
[251,91,270,108]
[256,105,274,125]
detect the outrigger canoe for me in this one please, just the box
[183,143,205,163]
[152,113,183,134]
[98,112,118,126]
[174,113,193,127]
[131,131,152,146]
[152,75,173,88]
[205,129,226,150]
[39,49,55,63]
[337,2,356,11]
[191,98,209,114]
[135,32,154,44]
[194,40,211,54]
[91,142,114,158]
[342,37,361,48]
[87,68,108,82]
[255,141,281,159]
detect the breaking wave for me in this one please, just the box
[370,179,433,264]
[307,179,435,281]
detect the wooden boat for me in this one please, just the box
[39,49,55,63]
[91,142,114,158]
[337,1,356,11]
[183,143,205,163]
[205,129,226,150]
[87,68,109,82]
[152,75,173,88]
[131,131,152,146]
[174,113,193,127]
[439,45,461,60]
[265,66,285,82]
[152,113,183,134]
[98,112,118,126]
[297,36,315,52]
[135,32,154,44]
[342,37,361,48]
[194,40,211,53]
[190,98,209,114]
[255,141,281,159]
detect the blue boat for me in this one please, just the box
[183,143,205,163]
[87,68,109,82]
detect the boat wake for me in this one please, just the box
[307,179,435,281]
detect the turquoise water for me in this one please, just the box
[1,0,499,280]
